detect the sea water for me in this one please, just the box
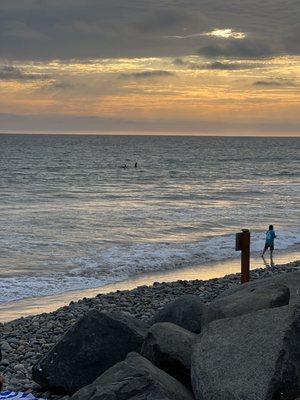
[0,134,299,304]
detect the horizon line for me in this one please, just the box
[0,130,299,138]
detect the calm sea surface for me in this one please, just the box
[0,134,299,303]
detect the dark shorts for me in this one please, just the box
[264,243,274,251]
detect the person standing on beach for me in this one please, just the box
[261,225,276,257]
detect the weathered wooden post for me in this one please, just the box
[235,229,250,284]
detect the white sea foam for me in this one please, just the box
[0,228,299,304]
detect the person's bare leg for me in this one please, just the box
[262,256,268,267]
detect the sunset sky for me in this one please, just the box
[0,0,299,135]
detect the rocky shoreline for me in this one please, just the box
[0,260,299,398]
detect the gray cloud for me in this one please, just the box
[35,80,82,94]
[197,38,275,59]
[49,81,75,89]
[119,70,175,79]
[134,9,193,34]
[207,61,254,69]
[0,65,51,80]
[253,79,296,87]
[0,0,299,60]
[173,58,260,70]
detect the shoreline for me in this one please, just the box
[0,259,299,396]
[1,245,299,323]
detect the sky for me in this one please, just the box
[0,0,299,135]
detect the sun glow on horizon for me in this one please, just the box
[0,54,299,135]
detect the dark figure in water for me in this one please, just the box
[262,225,276,257]
[122,164,127,169]
[134,162,138,168]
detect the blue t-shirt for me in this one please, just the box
[266,230,276,245]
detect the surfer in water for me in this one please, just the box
[134,162,138,168]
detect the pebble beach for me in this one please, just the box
[0,259,299,398]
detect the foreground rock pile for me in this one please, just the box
[0,261,299,399]
[32,311,149,393]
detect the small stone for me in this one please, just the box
[1,341,12,352]
[14,364,26,372]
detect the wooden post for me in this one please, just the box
[236,229,250,284]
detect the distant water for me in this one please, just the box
[0,134,299,304]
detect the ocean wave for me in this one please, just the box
[0,229,299,304]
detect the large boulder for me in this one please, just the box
[151,295,219,333]
[208,278,290,319]
[272,270,300,306]
[141,322,196,387]
[32,310,149,393]
[71,352,195,400]
[191,305,300,400]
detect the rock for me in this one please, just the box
[71,352,194,400]
[14,364,26,372]
[208,278,290,319]
[32,310,149,393]
[151,295,217,333]
[141,322,196,387]
[272,270,300,306]
[1,341,12,352]
[191,305,300,400]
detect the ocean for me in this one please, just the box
[0,134,299,305]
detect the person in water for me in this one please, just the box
[134,162,138,168]
[261,225,276,257]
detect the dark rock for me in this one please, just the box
[32,310,149,393]
[151,295,218,333]
[191,305,300,400]
[208,278,290,319]
[141,322,196,387]
[71,352,194,400]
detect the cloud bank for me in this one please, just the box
[0,0,299,61]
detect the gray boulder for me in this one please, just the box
[71,352,195,400]
[191,305,300,400]
[141,322,196,387]
[272,270,300,306]
[32,310,149,393]
[151,295,219,333]
[208,278,290,319]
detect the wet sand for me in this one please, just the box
[1,245,299,323]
